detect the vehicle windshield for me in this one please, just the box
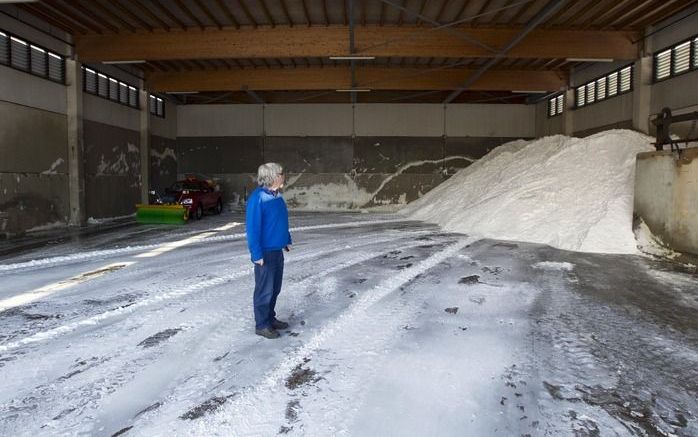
[168,181,201,192]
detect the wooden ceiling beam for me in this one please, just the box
[471,0,493,25]
[110,0,154,32]
[359,0,365,26]
[415,0,428,26]
[545,0,599,27]
[279,0,293,26]
[146,66,567,92]
[18,4,81,34]
[162,60,182,71]
[124,0,171,31]
[604,0,655,29]
[173,0,205,30]
[90,0,136,32]
[627,0,692,28]
[561,0,605,27]
[322,0,329,26]
[300,0,311,26]
[237,0,257,28]
[150,0,188,31]
[580,0,634,28]
[489,0,514,24]
[397,0,407,25]
[193,0,223,29]
[74,0,122,32]
[257,0,275,27]
[342,0,347,26]
[148,60,170,72]
[213,0,240,28]
[43,0,103,34]
[58,0,119,33]
[435,0,449,23]
[597,0,653,28]
[76,26,639,61]
[509,0,539,24]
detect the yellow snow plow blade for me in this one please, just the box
[135,204,189,225]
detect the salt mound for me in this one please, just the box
[402,130,654,254]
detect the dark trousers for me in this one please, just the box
[253,250,284,330]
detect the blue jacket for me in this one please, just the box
[245,186,292,262]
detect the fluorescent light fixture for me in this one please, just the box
[0,0,38,3]
[329,56,376,60]
[102,60,146,64]
[566,58,614,63]
[166,91,199,94]
[512,90,547,94]
[335,88,371,92]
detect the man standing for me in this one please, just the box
[246,163,292,339]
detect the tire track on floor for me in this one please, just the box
[0,226,427,354]
[1,236,432,434]
[125,238,438,434]
[178,236,477,436]
[0,219,415,274]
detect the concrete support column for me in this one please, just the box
[563,87,575,135]
[139,88,150,203]
[633,56,653,134]
[66,59,86,226]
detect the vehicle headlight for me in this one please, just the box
[181,198,193,205]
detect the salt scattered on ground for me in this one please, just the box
[634,218,681,259]
[402,130,654,254]
[532,261,575,271]
[26,221,67,233]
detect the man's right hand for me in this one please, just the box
[254,259,264,266]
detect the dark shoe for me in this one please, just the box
[255,328,280,339]
[271,319,289,330]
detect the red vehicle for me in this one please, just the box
[156,177,224,220]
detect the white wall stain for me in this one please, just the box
[282,155,475,210]
[40,158,65,175]
[150,147,177,162]
[368,155,474,203]
[96,153,131,176]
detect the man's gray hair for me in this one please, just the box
[257,162,284,187]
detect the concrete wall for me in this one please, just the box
[0,98,69,235]
[572,93,634,135]
[649,3,698,124]
[535,4,698,139]
[0,10,73,236]
[177,104,533,209]
[635,148,698,255]
[83,119,141,219]
[0,10,181,232]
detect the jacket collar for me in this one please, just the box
[262,186,279,197]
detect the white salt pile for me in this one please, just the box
[402,130,654,254]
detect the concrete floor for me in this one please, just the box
[0,211,696,436]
